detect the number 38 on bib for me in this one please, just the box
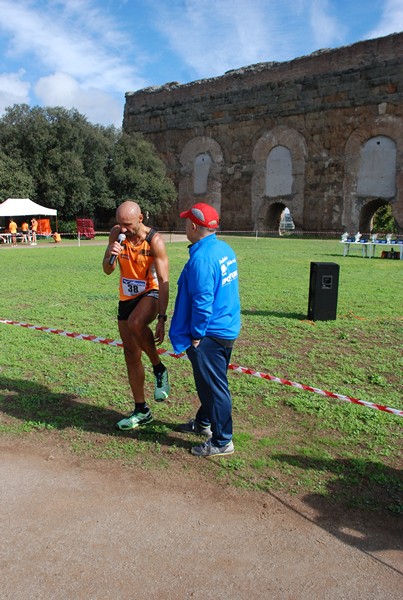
[122,278,147,296]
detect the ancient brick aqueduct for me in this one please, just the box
[123,32,403,233]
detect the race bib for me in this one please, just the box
[122,278,146,297]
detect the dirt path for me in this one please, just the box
[1,232,402,598]
[1,440,402,600]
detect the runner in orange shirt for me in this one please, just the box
[21,221,30,243]
[8,218,17,246]
[30,217,38,245]
[103,200,170,431]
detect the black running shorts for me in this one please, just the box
[117,290,159,321]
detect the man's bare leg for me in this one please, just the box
[115,297,169,430]
[125,297,161,367]
[124,297,170,401]
[118,320,146,403]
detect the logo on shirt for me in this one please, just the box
[220,256,238,286]
[222,270,238,286]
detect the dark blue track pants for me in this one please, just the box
[186,336,233,447]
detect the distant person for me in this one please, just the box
[30,217,38,245]
[21,221,30,243]
[169,202,241,457]
[8,218,17,246]
[53,232,62,244]
[103,200,170,431]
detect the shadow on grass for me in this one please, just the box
[242,309,307,320]
[325,252,384,260]
[273,453,403,555]
[0,376,191,450]
[3,376,402,566]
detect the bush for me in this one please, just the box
[373,205,397,234]
[58,220,77,234]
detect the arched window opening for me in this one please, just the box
[357,136,396,198]
[369,201,397,234]
[265,146,293,197]
[262,201,294,231]
[194,153,212,194]
[279,207,295,234]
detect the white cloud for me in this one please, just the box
[0,0,147,125]
[0,0,144,90]
[34,72,123,127]
[309,0,346,48]
[365,0,403,39]
[0,70,31,113]
[153,0,349,79]
[154,0,283,77]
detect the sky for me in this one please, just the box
[0,0,402,128]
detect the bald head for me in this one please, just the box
[115,200,145,240]
[116,200,142,221]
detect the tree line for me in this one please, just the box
[0,104,176,228]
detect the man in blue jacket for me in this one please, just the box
[169,202,241,457]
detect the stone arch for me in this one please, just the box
[257,200,286,231]
[179,136,224,214]
[252,126,307,230]
[343,117,403,232]
[359,198,391,232]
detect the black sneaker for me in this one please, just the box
[177,419,212,437]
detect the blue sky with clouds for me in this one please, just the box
[0,0,402,127]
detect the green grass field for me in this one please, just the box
[0,236,402,513]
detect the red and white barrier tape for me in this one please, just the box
[226,364,402,417]
[1,318,402,417]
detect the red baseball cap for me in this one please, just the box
[179,202,220,229]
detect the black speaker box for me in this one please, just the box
[307,262,340,321]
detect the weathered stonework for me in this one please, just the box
[124,33,403,233]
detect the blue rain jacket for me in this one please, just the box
[169,234,241,354]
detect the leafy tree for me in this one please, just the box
[0,151,35,199]
[0,105,176,223]
[372,204,397,234]
[106,132,176,219]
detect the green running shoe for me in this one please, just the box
[154,368,170,401]
[115,408,153,431]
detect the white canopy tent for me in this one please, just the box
[0,198,57,217]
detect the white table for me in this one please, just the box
[340,241,372,257]
[0,233,24,244]
[341,241,403,259]
[371,241,403,259]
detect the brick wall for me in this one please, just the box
[123,33,403,233]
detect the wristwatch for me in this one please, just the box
[157,314,167,322]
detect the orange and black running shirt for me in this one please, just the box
[118,229,159,301]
